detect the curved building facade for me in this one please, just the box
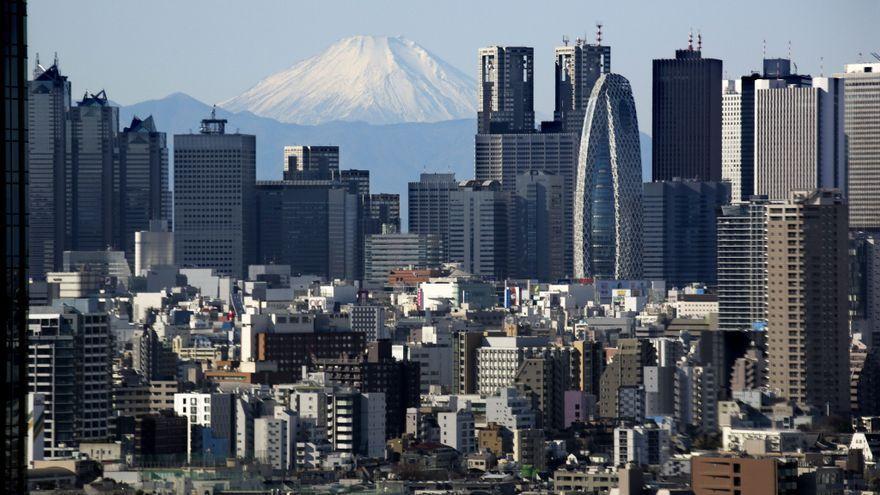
[574,74,643,279]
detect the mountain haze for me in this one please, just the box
[219,35,477,125]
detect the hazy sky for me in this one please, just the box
[28,0,877,132]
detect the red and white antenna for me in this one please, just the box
[688,29,694,50]
[697,31,702,51]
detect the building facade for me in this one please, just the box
[766,190,849,414]
[174,114,256,279]
[118,116,169,264]
[652,45,722,182]
[717,198,769,331]
[754,77,845,200]
[478,46,534,134]
[839,63,880,232]
[408,173,457,260]
[642,179,730,287]
[574,73,643,279]
[2,0,29,487]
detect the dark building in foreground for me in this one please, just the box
[1,0,29,489]
[642,180,730,288]
[255,179,360,280]
[314,340,420,439]
[652,42,722,182]
[256,330,366,383]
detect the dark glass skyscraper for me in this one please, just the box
[652,43,722,182]
[642,179,730,288]
[1,0,29,490]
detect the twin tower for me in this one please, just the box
[475,37,643,280]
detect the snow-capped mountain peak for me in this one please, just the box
[219,35,476,125]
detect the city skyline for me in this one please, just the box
[8,0,880,492]
[28,0,878,133]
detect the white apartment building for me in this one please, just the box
[438,409,476,454]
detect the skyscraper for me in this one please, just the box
[448,180,508,279]
[67,90,119,251]
[508,170,564,281]
[554,35,611,133]
[838,63,880,232]
[753,77,845,200]
[408,173,457,259]
[475,132,578,272]
[28,60,70,278]
[174,112,256,279]
[1,0,28,487]
[766,190,849,414]
[717,197,769,332]
[478,46,534,134]
[254,179,359,280]
[721,75,758,203]
[642,179,730,288]
[652,40,722,182]
[574,73,643,280]
[118,116,169,264]
[367,193,400,234]
[282,145,339,180]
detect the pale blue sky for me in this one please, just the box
[28,0,877,132]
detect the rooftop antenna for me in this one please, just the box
[697,30,702,51]
[562,35,570,47]
[211,104,217,120]
[787,40,792,61]
[762,39,766,59]
[596,22,603,45]
[819,56,824,77]
[688,29,694,51]
[53,51,58,68]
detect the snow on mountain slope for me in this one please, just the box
[219,35,477,125]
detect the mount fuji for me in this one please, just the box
[219,35,477,125]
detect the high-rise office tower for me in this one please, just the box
[652,39,722,182]
[118,116,169,264]
[67,90,119,251]
[255,179,359,280]
[642,180,730,287]
[28,300,113,458]
[554,34,611,133]
[478,46,534,134]
[508,170,564,281]
[766,190,849,414]
[574,73,643,279]
[363,233,442,288]
[367,193,400,234]
[408,173,457,259]
[475,132,578,273]
[722,59,808,204]
[838,63,880,232]
[717,197,769,332]
[850,233,880,348]
[448,180,508,279]
[2,0,28,487]
[28,60,70,278]
[754,77,845,200]
[174,112,256,279]
[721,75,759,203]
[282,145,339,180]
